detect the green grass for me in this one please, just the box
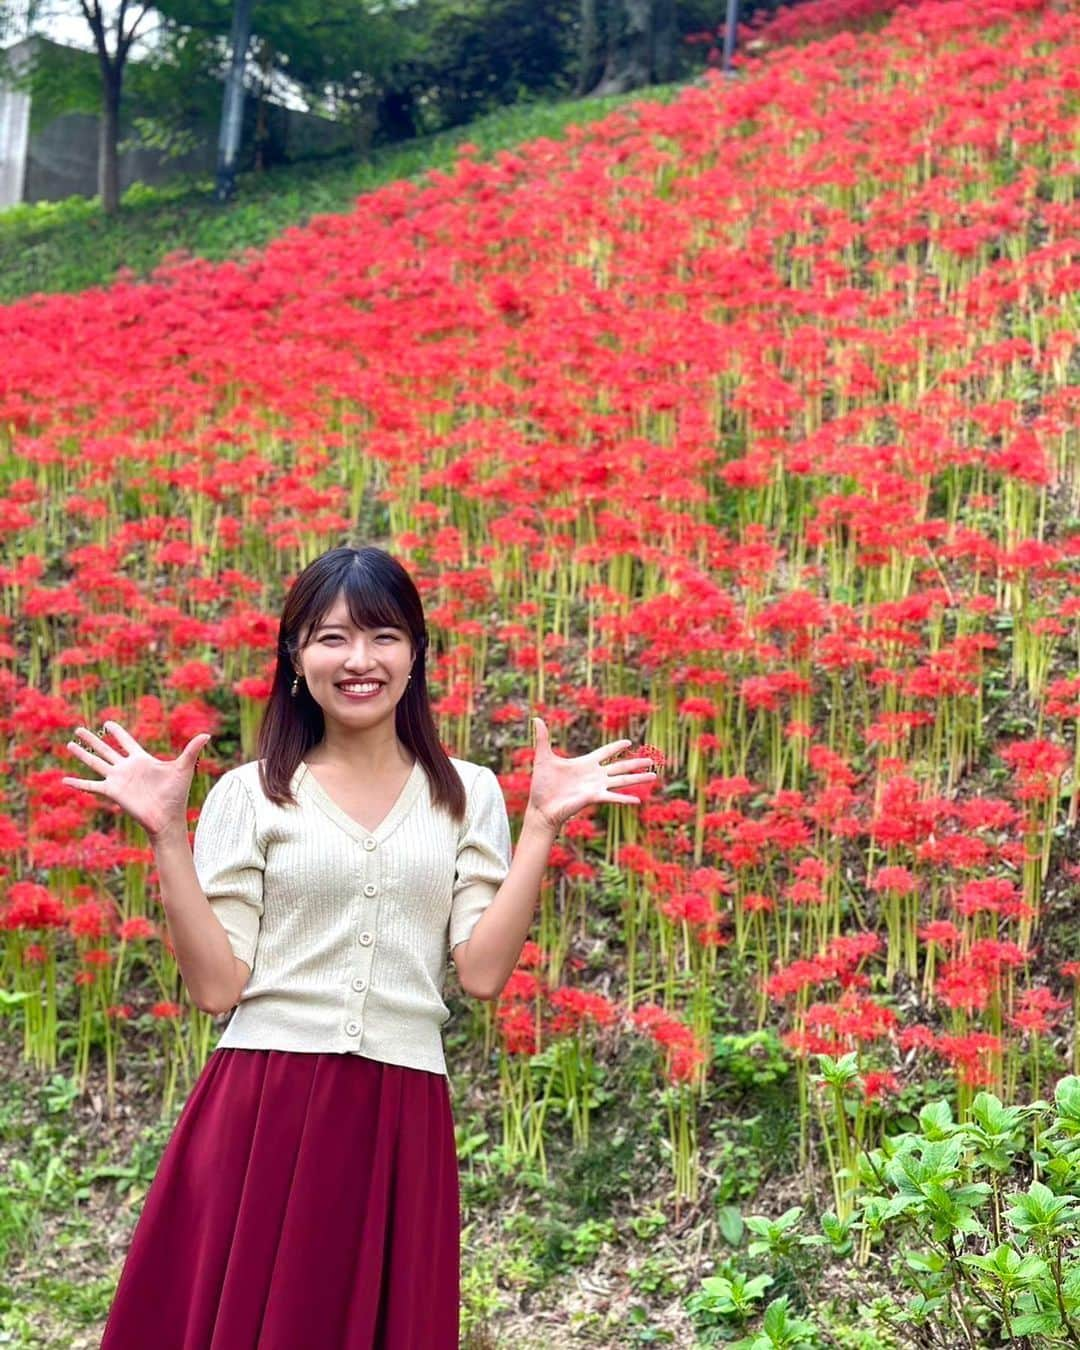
[0,84,689,304]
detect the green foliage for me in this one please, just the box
[720,1079,1080,1348]
[684,1261,775,1337]
[733,1296,819,1350]
[0,38,101,131]
[629,1251,682,1297]
[375,0,582,137]
[679,1080,1080,1347]
[458,1226,509,1343]
[0,1122,82,1268]
[746,1207,805,1262]
[561,1120,639,1216]
[712,1029,792,1091]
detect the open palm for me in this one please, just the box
[62,720,212,841]
[527,717,657,832]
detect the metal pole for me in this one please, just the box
[215,0,253,203]
[722,0,739,74]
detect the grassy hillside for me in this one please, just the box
[0,87,684,304]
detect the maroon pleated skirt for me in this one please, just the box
[99,1048,461,1350]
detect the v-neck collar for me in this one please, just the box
[292,757,425,845]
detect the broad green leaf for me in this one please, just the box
[918,1099,955,1138]
[717,1204,744,1247]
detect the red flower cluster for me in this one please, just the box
[631,1003,707,1084]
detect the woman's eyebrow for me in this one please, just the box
[314,622,403,634]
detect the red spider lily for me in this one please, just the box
[516,940,545,968]
[967,939,1031,974]
[934,1032,1003,1088]
[860,1070,901,1103]
[898,1024,937,1054]
[495,1002,539,1055]
[548,987,619,1034]
[1045,677,1080,719]
[1,881,67,929]
[499,969,544,1002]
[952,877,1026,919]
[919,920,962,947]
[766,933,881,1001]
[872,866,917,895]
[118,917,156,941]
[803,993,898,1049]
[66,900,111,940]
[999,738,1070,800]
[766,959,837,1001]
[827,934,882,968]
[150,1001,184,1019]
[631,1003,707,1083]
[1006,986,1068,1036]
[935,962,993,1014]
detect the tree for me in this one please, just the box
[582,0,679,96]
[77,1,156,213]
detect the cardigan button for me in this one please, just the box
[363,883,377,897]
[345,1020,361,1036]
[359,931,373,946]
[363,837,377,850]
[351,977,366,992]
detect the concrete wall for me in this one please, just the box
[22,112,218,204]
[0,40,31,207]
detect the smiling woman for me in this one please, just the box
[89,545,491,1348]
[80,541,657,1349]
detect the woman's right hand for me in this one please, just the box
[62,720,212,843]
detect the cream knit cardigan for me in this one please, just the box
[191,755,512,1077]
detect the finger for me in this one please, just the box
[183,733,212,763]
[595,739,634,761]
[607,793,643,803]
[608,771,657,783]
[66,740,112,772]
[100,720,141,754]
[72,726,121,761]
[61,776,111,792]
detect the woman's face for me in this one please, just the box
[295,593,414,727]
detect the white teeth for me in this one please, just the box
[339,682,381,693]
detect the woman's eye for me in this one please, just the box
[319,634,397,643]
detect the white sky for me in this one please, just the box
[7,4,167,58]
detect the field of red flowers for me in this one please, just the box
[2,0,1079,1342]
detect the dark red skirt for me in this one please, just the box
[100,1048,461,1350]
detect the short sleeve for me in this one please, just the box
[192,773,265,971]
[449,766,512,953]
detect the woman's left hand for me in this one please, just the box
[526,717,658,833]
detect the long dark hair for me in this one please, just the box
[255,545,467,822]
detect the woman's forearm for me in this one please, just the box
[151,824,249,1016]
[455,806,558,1000]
